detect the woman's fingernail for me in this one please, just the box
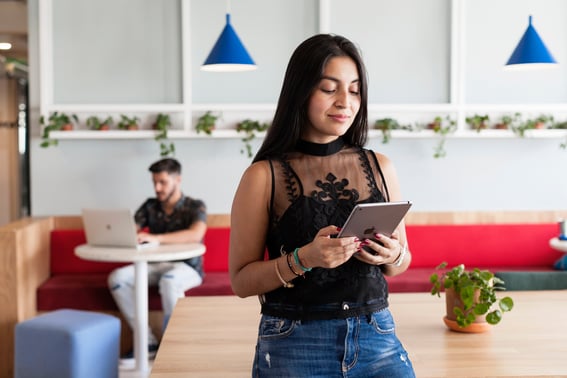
[375,233,381,239]
[336,227,342,231]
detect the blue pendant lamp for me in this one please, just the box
[201,2,256,72]
[505,15,557,69]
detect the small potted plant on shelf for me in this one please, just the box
[117,115,140,131]
[195,111,220,135]
[430,262,514,333]
[511,114,554,137]
[494,113,521,130]
[236,119,270,158]
[86,116,113,131]
[465,114,490,133]
[426,116,456,159]
[374,118,402,144]
[532,114,554,129]
[152,113,175,157]
[39,111,79,148]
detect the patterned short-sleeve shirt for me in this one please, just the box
[135,194,207,276]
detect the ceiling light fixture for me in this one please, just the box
[505,15,557,70]
[201,0,256,72]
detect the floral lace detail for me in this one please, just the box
[311,173,358,203]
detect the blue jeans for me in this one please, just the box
[253,308,415,378]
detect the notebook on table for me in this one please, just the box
[81,208,159,250]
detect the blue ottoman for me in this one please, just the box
[15,309,120,378]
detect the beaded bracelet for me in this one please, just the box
[293,248,312,272]
[286,253,303,277]
[274,259,294,288]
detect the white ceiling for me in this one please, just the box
[0,0,28,62]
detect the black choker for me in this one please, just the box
[295,138,345,156]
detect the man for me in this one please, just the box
[108,158,207,360]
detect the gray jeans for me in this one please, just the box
[108,261,202,345]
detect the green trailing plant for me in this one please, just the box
[236,119,270,158]
[465,114,490,133]
[86,116,113,131]
[430,262,514,328]
[117,115,140,130]
[427,116,456,158]
[195,111,219,135]
[39,111,79,148]
[511,114,554,137]
[374,118,399,143]
[374,118,412,143]
[552,121,567,149]
[153,113,175,157]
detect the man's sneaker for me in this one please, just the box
[120,344,159,363]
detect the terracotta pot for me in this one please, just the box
[61,123,74,131]
[126,124,139,131]
[444,288,490,333]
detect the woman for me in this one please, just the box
[229,34,415,377]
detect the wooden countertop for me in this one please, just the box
[151,291,567,377]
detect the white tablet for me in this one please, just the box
[337,201,412,239]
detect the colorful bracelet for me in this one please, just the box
[274,259,294,288]
[286,253,303,277]
[293,248,312,272]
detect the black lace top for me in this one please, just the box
[261,137,391,320]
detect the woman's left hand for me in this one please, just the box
[353,231,402,266]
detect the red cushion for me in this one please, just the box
[203,227,230,272]
[37,274,119,311]
[50,230,126,274]
[406,224,562,268]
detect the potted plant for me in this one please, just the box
[117,115,140,130]
[374,118,402,144]
[511,114,553,137]
[152,113,175,157]
[86,116,113,131]
[427,116,456,158]
[236,119,270,158]
[430,262,514,333]
[195,111,219,135]
[533,114,554,129]
[465,114,490,133]
[39,111,79,148]
[494,113,520,130]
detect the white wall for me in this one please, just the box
[27,0,567,216]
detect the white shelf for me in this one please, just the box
[49,129,567,140]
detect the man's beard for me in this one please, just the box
[158,185,177,204]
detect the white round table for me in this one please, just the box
[549,237,567,253]
[75,243,205,375]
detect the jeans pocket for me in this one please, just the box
[258,315,296,341]
[369,308,396,334]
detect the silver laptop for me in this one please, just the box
[82,208,159,250]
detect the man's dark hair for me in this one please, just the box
[149,158,181,175]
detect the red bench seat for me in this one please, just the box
[37,223,565,312]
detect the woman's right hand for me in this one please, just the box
[299,225,360,269]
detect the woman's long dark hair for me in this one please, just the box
[253,34,369,163]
